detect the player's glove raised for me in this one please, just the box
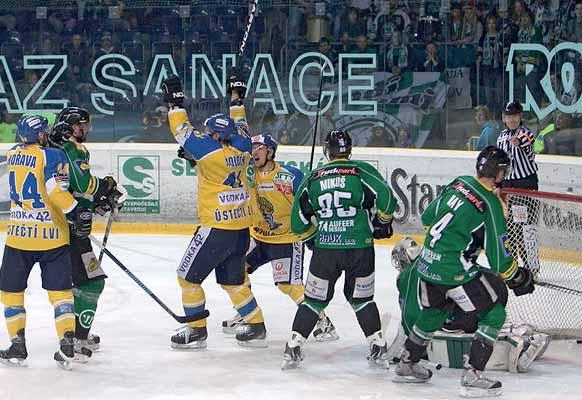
[506,267,535,297]
[372,215,393,239]
[227,71,247,100]
[94,176,126,215]
[161,75,185,106]
[48,121,72,148]
[177,146,196,168]
[67,206,92,238]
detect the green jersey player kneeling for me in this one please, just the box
[282,130,397,370]
[393,146,536,397]
[389,237,550,375]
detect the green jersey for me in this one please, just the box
[61,141,100,208]
[397,265,422,336]
[417,175,516,286]
[291,159,396,249]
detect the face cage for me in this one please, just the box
[391,251,411,272]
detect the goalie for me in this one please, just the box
[388,237,550,374]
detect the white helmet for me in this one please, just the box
[391,237,422,272]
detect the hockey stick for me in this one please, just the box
[89,235,209,323]
[238,0,259,59]
[98,211,115,263]
[535,280,582,297]
[308,58,327,172]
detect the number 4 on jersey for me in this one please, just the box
[9,171,46,209]
[428,196,463,247]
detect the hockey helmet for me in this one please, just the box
[502,100,523,115]
[204,113,237,141]
[17,115,49,144]
[391,237,422,272]
[252,133,278,159]
[56,106,91,126]
[324,130,352,160]
[476,145,511,179]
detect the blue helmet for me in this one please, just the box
[252,133,278,159]
[17,115,49,144]
[204,113,236,141]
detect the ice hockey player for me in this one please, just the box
[394,146,536,397]
[48,106,126,362]
[162,73,268,348]
[0,115,92,370]
[282,130,397,369]
[389,237,550,374]
[221,132,338,341]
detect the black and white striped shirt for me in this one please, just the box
[496,126,538,180]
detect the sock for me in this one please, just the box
[468,336,495,371]
[1,291,26,340]
[221,284,264,324]
[47,290,75,340]
[178,277,207,328]
[351,300,382,337]
[277,284,305,305]
[291,303,321,339]
[73,279,105,340]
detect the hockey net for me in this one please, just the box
[501,188,582,339]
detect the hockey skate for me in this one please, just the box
[393,350,433,383]
[366,331,389,369]
[221,312,246,335]
[0,330,27,367]
[73,338,93,363]
[281,332,306,370]
[86,333,101,351]
[54,331,75,371]
[312,313,339,342]
[460,367,502,397]
[171,326,207,350]
[236,322,267,348]
[517,334,551,373]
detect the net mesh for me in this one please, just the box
[502,189,582,339]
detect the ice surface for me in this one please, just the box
[0,234,580,400]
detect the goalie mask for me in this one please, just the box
[391,237,422,272]
[324,130,352,160]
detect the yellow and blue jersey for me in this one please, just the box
[5,144,77,251]
[168,107,253,230]
[250,162,315,244]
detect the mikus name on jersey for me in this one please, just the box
[319,176,346,191]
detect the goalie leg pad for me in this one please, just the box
[73,279,105,340]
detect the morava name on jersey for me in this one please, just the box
[5,144,77,250]
[249,162,315,244]
[168,108,253,230]
[291,159,396,249]
[417,175,517,286]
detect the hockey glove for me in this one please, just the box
[178,146,196,168]
[506,267,535,297]
[94,186,127,216]
[161,75,185,106]
[48,121,72,148]
[372,215,393,239]
[227,71,247,100]
[67,206,92,238]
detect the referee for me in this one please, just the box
[496,100,539,273]
[496,100,538,190]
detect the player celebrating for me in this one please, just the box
[222,133,338,341]
[48,106,125,362]
[394,146,535,397]
[162,74,267,348]
[389,237,550,374]
[0,115,91,370]
[282,130,396,369]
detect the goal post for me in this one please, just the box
[501,188,582,340]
